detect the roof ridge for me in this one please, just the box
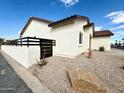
[48,15,89,27]
[30,16,54,23]
[95,30,111,32]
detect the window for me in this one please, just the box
[79,32,83,44]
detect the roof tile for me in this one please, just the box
[93,30,114,37]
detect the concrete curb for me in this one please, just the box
[1,51,53,93]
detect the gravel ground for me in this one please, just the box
[28,48,124,93]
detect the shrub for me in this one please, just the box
[99,46,105,51]
[36,58,47,66]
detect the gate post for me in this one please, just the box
[40,39,42,59]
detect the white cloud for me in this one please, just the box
[110,25,124,30]
[114,31,124,35]
[95,26,102,31]
[105,11,124,24]
[60,0,79,7]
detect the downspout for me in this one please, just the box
[89,34,92,50]
[88,23,94,58]
[89,23,94,50]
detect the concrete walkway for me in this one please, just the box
[0,52,32,93]
[1,51,53,93]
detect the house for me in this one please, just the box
[91,30,114,51]
[1,15,114,68]
[20,15,113,58]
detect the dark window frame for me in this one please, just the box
[79,32,83,44]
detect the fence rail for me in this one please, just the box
[3,37,56,59]
[4,37,56,47]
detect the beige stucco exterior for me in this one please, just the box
[22,18,92,58]
[1,16,113,68]
[91,36,111,51]
[21,18,112,58]
[22,20,52,39]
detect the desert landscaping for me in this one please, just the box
[28,48,124,93]
[1,1,124,93]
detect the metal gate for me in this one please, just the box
[5,37,56,59]
[40,39,55,59]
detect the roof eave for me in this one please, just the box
[93,34,114,37]
[48,15,89,27]
[93,30,114,37]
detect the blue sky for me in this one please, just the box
[0,0,124,43]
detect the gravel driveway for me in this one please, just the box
[0,53,32,93]
[73,49,124,93]
[29,48,124,93]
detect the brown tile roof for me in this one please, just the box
[20,17,53,36]
[93,30,114,37]
[48,15,89,27]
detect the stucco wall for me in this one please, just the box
[83,25,93,52]
[51,18,90,58]
[28,46,40,67]
[1,46,29,68]
[73,18,90,57]
[22,18,91,58]
[22,20,79,58]
[51,23,76,58]
[22,20,52,39]
[91,36,111,51]
[22,18,97,58]
[1,45,40,68]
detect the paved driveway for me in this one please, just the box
[0,53,32,93]
[110,48,124,56]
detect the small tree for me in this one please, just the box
[122,38,124,43]
[115,40,118,47]
[122,38,124,48]
[118,41,121,47]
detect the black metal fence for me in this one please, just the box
[4,37,55,47]
[4,37,56,59]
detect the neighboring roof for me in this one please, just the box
[20,17,53,35]
[48,15,89,27]
[93,30,114,37]
[83,23,94,28]
[0,37,4,40]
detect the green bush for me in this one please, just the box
[99,46,105,51]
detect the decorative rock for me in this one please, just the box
[67,67,109,93]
